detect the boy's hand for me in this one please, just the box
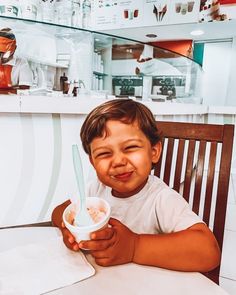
[79,218,138,266]
[52,200,80,251]
[60,222,80,251]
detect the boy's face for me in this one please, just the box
[89,119,161,198]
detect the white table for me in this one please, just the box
[0,226,229,295]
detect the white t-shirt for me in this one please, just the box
[5,57,33,87]
[87,175,202,234]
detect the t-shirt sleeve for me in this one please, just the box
[156,187,203,233]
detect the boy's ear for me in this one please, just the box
[151,141,162,164]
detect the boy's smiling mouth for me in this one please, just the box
[111,171,134,181]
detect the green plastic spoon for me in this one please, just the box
[72,144,94,226]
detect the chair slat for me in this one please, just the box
[193,140,206,215]
[163,138,174,185]
[173,139,185,192]
[213,125,234,250]
[183,140,196,202]
[203,142,217,225]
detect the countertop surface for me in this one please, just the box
[0,94,209,115]
[0,226,229,295]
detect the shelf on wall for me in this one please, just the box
[0,95,209,115]
[0,15,90,35]
[93,71,108,76]
[112,75,143,78]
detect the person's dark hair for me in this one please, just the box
[0,28,16,40]
[80,99,161,155]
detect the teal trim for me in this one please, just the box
[193,43,204,67]
[37,114,62,221]
[224,115,233,124]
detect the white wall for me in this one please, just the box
[225,37,236,106]
[202,41,232,106]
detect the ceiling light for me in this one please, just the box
[146,33,157,38]
[190,30,204,36]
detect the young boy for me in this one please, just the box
[52,99,220,272]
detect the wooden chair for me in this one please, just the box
[154,121,234,285]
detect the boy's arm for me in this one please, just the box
[132,222,220,272]
[80,218,220,272]
[51,202,220,272]
[51,200,71,228]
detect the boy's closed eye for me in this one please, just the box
[94,146,141,158]
[95,151,112,158]
[124,145,142,151]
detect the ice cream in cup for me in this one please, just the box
[63,197,111,243]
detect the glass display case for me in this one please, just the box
[0,15,203,103]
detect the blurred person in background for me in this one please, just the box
[0,27,32,94]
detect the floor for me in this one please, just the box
[219,175,236,295]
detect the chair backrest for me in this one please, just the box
[154,121,234,284]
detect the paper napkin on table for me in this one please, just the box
[0,237,95,295]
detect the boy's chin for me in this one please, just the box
[111,187,140,198]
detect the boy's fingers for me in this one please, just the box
[79,239,114,251]
[61,228,80,251]
[72,243,80,251]
[108,217,122,226]
[90,227,114,240]
[63,238,79,251]
[94,257,111,267]
[62,227,75,244]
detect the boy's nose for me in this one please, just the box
[112,152,127,167]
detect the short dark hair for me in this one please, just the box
[80,99,161,155]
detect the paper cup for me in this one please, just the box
[63,197,111,243]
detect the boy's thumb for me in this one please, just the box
[108,217,121,226]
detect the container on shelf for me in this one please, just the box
[54,0,73,26]
[82,0,91,28]
[20,0,38,20]
[72,0,81,28]
[199,0,220,22]
[0,0,19,18]
[40,0,55,23]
